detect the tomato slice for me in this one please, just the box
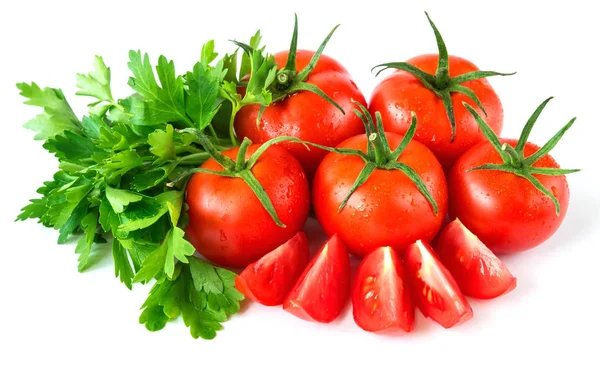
[235,232,310,306]
[436,219,517,299]
[352,246,414,332]
[404,240,473,328]
[283,234,351,323]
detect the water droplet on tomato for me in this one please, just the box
[220,230,227,242]
[551,186,559,197]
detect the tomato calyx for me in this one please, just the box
[372,11,514,141]
[175,128,307,226]
[309,101,438,214]
[233,14,345,127]
[463,97,580,215]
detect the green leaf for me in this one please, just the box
[148,124,175,160]
[81,115,105,139]
[17,82,80,140]
[76,56,113,103]
[98,150,144,182]
[113,239,134,289]
[239,30,262,78]
[134,226,194,282]
[133,240,168,283]
[242,51,276,106]
[201,40,218,67]
[164,227,195,277]
[156,190,184,226]
[99,196,120,233]
[131,163,177,191]
[119,198,166,232]
[127,51,192,126]
[76,210,99,272]
[16,198,47,222]
[185,62,222,130]
[43,130,102,163]
[105,186,143,213]
[189,259,224,294]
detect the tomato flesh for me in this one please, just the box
[404,240,473,328]
[436,219,516,299]
[185,144,310,268]
[352,246,414,332]
[235,232,310,306]
[283,234,351,323]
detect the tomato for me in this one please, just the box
[448,139,570,253]
[404,240,473,328]
[235,232,309,306]
[185,144,310,268]
[369,13,510,169]
[283,234,351,323]
[436,219,517,299]
[235,50,366,179]
[352,246,414,332]
[312,132,448,257]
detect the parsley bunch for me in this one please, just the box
[15,33,276,339]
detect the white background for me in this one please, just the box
[1,0,599,364]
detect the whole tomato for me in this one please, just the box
[235,21,366,179]
[185,137,310,268]
[448,100,578,253]
[369,12,512,169]
[312,104,448,257]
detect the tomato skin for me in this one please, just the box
[352,246,414,333]
[369,54,503,169]
[404,240,473,328]
[235,232,309,306]
[283,234,351,323]
[448,139,570,253]
[235,50,366,179]
[436,219,516,299]
[312,133,448,257]
[184,145,310,268]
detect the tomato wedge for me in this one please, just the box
[283,234,351,323]
[404,240,473,328]
[235,232,310,306]
[436,219,517,299]
[352,247,414,333]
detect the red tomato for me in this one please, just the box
[448,139,570,253]
[436,219,516,299]
[312,133,448,257]
[185,144,310,268]
[235,232,309,306]
[352,246,414,332]
[283,234,351,323]
[235,50,366,179]
[369,55,503,169]
[404,240,473,328]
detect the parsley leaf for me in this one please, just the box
[148,124,175,161]
[17,82,80,140]
[76,210,99,272]
[113,238,135,289]
[76,56,113,106]
[127,51,192,127]
[185,62,223,130]
[139,260,244,339]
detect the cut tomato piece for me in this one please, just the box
[283,234,351,323]
[352,246,414,333]
[436,219,517,299]
[404,240,473,328]
[235,232,310,306]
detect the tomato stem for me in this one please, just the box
[463,100,579,215]
[235,137,252,171]
[311,101,439,214]
[372,12,514,142]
